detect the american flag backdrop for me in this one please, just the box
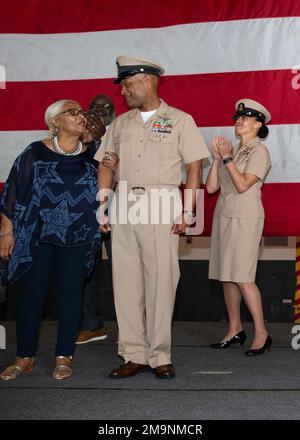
[0,0,300,235]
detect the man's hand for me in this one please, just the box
[171,214,187,235]
[98,201,111,234]
[100,223,111,233]
[86,112,106,141]
[102,152,119,173]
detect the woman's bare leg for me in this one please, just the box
[221,282,243,341]
[237,282,268,349]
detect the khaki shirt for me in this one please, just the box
[94,100,209,186]
[214,136,271,218]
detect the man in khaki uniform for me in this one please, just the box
[95,55,209,378]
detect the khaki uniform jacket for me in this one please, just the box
[214,137,271,218]
[94,100,209,366]
[209,136,271,282]
[94,99,209,186]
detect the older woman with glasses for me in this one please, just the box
[0,99,110,380]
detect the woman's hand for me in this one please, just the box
[102,152,119,173]
[215,136,233,159]
[211,137,222,160]
[0,234,15,261]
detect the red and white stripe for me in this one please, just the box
[1,0,300,234]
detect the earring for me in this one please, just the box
[49,127,57,139]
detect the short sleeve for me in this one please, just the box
[244,145,271,180]
[179,114,209,164]
[94,122,119,163]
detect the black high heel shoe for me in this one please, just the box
[244,335,272,356]
[210,330,247,349]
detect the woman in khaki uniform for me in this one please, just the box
[206,98,272,356]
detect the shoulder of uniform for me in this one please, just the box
[113,109,135,125]
[164,104,192,119]
[161,106,197,129]
[253,142,269,152]
[250,142,270,159]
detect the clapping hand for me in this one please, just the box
[214,136,233,159]
[211,136,222,160]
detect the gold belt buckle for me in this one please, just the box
[132,186,146,195]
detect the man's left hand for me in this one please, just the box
[171,215,187,235]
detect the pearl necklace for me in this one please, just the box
[52,136,83,156]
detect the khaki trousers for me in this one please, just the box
[111,218,180,368]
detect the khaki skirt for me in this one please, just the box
[209,213,264,282]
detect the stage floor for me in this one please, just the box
[0,321,299,420]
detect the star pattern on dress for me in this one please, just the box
[40,200,82,243]
[75,163,98,194]
[13,204,27,229]
[8,222,36,277]
[23,162,64,218]
[1,145,103,285]
[34,161,64,195]
[73,224,92,243]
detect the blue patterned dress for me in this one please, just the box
[0,141,101,284]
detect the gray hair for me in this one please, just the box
[44,99,79,129]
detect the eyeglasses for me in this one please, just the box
[56,108,85,117]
